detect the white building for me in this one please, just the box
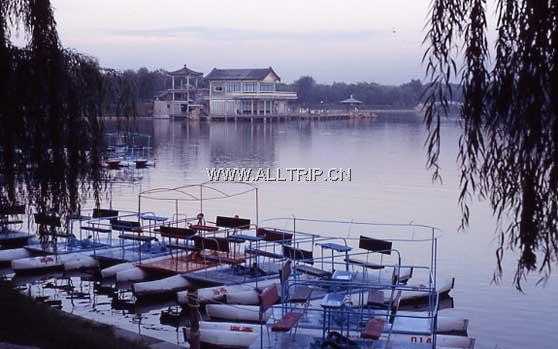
[205,67,297,117]
[153,65,207,119]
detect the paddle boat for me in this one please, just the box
[0,204,33,248]
[183,321,260,348]
[9,209,138,274]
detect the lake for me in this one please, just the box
[10,114,558,349]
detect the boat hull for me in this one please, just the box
[132,274,191,298]
[0,247,32,266]
[184,321,259,348]
[11,253,99,274]
[206,304,270,323]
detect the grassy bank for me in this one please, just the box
[0,281,148,349]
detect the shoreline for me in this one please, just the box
[0,281,180,349]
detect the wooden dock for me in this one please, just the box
[187,110,380,122]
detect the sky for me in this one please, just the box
[35,0,492,85]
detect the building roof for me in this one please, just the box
[205,67,280,81]
[340,94,363,104]
[169,65,204,76]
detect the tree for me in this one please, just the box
[423,0,558,289]
[0,0,127,217]
[293,76,317,105]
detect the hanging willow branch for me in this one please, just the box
[424,0,558,290]
[0,0,134,219]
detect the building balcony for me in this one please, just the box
[225,91,297,100]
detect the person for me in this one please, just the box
[38,223,48,246]
[196,212,205,226]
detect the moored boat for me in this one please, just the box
[0,247,32,266]
[11,252,99,273]
[100,262,134,278]
[132,274,191,298]
[177,278,280,305]
[206,304,270,323]
[183,321,259,348]
[400,277,455,305]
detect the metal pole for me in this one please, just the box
[199,184,203,214]
[138,194,141,223]
[185,289,201,349]
[255,188,259,227]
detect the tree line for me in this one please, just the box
[282,76,430,108]
[102,68,462,111]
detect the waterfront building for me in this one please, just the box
[153,65,207,119]
[205,67,297,118]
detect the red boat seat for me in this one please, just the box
[271,312,303,332]
[361,318,385,339]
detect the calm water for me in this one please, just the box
[11,115,558,348]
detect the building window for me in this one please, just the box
[225,81,241,93]
[242,82,257,93]
[213,85,223,92]
[260,83,275,92]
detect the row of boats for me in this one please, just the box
[0,183,476,349]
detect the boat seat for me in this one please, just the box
[288,286,313,303]
[245,248,284,259]
[80,226,112,234]
[367,290,386,308]
[202,254,244,265]
[361,318,385,340]
[271,312,303,332]
[318,242,352,252]
[345,257,385,270]
[190,224,219,232]
[294,264,332,278]
[167,243,198,251]
[118,234,156,242]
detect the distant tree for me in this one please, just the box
[294,76,317,105]
[287,78,426,108]
[424,0,558,289]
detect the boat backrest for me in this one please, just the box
[359,236,392,255]
[257,228,293,243]
[92,208,119,219]
[215,216,251,229]
[193,236,230,253]
[34,213,61,227]
[110,219,141,232]
[283,245,313,264]
[259,284,279,313]
[0,204,25,216]
[159,226,196,239]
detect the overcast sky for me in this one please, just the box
[43,0,494,84]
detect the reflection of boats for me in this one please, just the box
[106,159,121,169]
